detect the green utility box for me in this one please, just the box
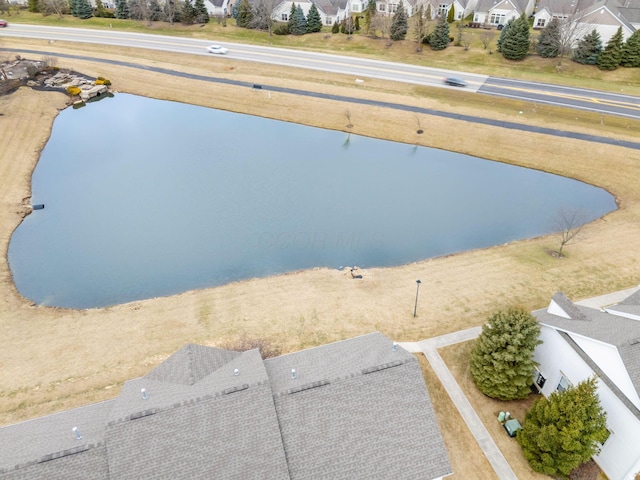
[503,418,522,437]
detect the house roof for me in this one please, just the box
[573,0,637,31]
[264,333,451,479]
[312,0,348,16]
[0,333,452,480]
[535,291,640,407]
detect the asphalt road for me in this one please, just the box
[2,23,639,119]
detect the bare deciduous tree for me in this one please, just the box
[39,0,66,17]
[552,207,589,257]
[480,30,495,49]
[250,0,280,35]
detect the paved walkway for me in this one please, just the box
[399,327,518,480]
[398,285,640,480]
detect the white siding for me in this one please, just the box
[572,335,640,409]
[535,326,640,480]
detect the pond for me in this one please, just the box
[8,94,617,309]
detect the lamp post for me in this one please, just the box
[413,279,421,317]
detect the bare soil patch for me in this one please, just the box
[0,39,639,434]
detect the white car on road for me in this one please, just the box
[207,45,228,55]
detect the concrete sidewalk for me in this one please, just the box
[400,327,518,480]
[398,285,640,480]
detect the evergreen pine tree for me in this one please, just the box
[287,2,296,32]
[331,19,339,33]
[181,0,197,23]
[236,0,253,27]
[496,17,512,52]
[518,377,609,478]
[620,30,640,67]
[354,15,360,31]
[306,4,322,33]
[572,29,602,65]
[536,17,561,58]
[364,0,376,35]
[75,0,93,19]
[231,0,239,19]
[390,0,408,40]
[27,0,39,13]
[500,14,530,60]
[115,0,130,19]
[429,15,450,50]
[194,0,209,23]
[446,3,454,23]
[597,27,623,70]
[69,0,78,16]
[469,307,541,400]
[290,5,307,35]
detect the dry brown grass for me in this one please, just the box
[439,341,549,480]
[416,353,498,480]
[0,36,639,453]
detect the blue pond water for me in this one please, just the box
[8,94,616,309]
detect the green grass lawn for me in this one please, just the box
[3,11,639,94]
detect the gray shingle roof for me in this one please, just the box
[265,333,451,479]
[0,333,451,480]
[535,291,640,406]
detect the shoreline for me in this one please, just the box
[1,40,640,427]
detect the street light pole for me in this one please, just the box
[413,279,421,317]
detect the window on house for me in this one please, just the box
[557,374,571,392]
[326,18,333,24]
[352,4,359,11]
[473,14,479,21]
[438,3,448,16]
[379,3,386,11]
[389,3,397,12]
[536,18,545,27]
[281,13,288,21]
[534,370,546,390]
[490,13,505,24]
[457,11,462,19]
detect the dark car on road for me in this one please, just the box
[444,77,467,87]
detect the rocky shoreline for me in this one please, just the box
[0,57,109,101]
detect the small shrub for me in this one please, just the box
[222,335,282,359]
[66,86,82,96]
[95,77,111,85]
[273,23,289,35]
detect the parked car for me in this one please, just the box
[207,45,228,55]
[444,77,467,87]
[0,19,8,27]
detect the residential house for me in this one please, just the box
[273,0,350,25]
[420,0,479,20]
[472,0,535,26]
[0,332,452,479]
[570,0,637,43]
[205,0,233,16]
[532,290,640,480]
[532,0,577,28]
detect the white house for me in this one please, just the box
[472,0,535,26]
[570,0,636,43]
[532,0,575,28]
[532,290,640,480]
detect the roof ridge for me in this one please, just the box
[552,292,589,320]
[106,379,268,426]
